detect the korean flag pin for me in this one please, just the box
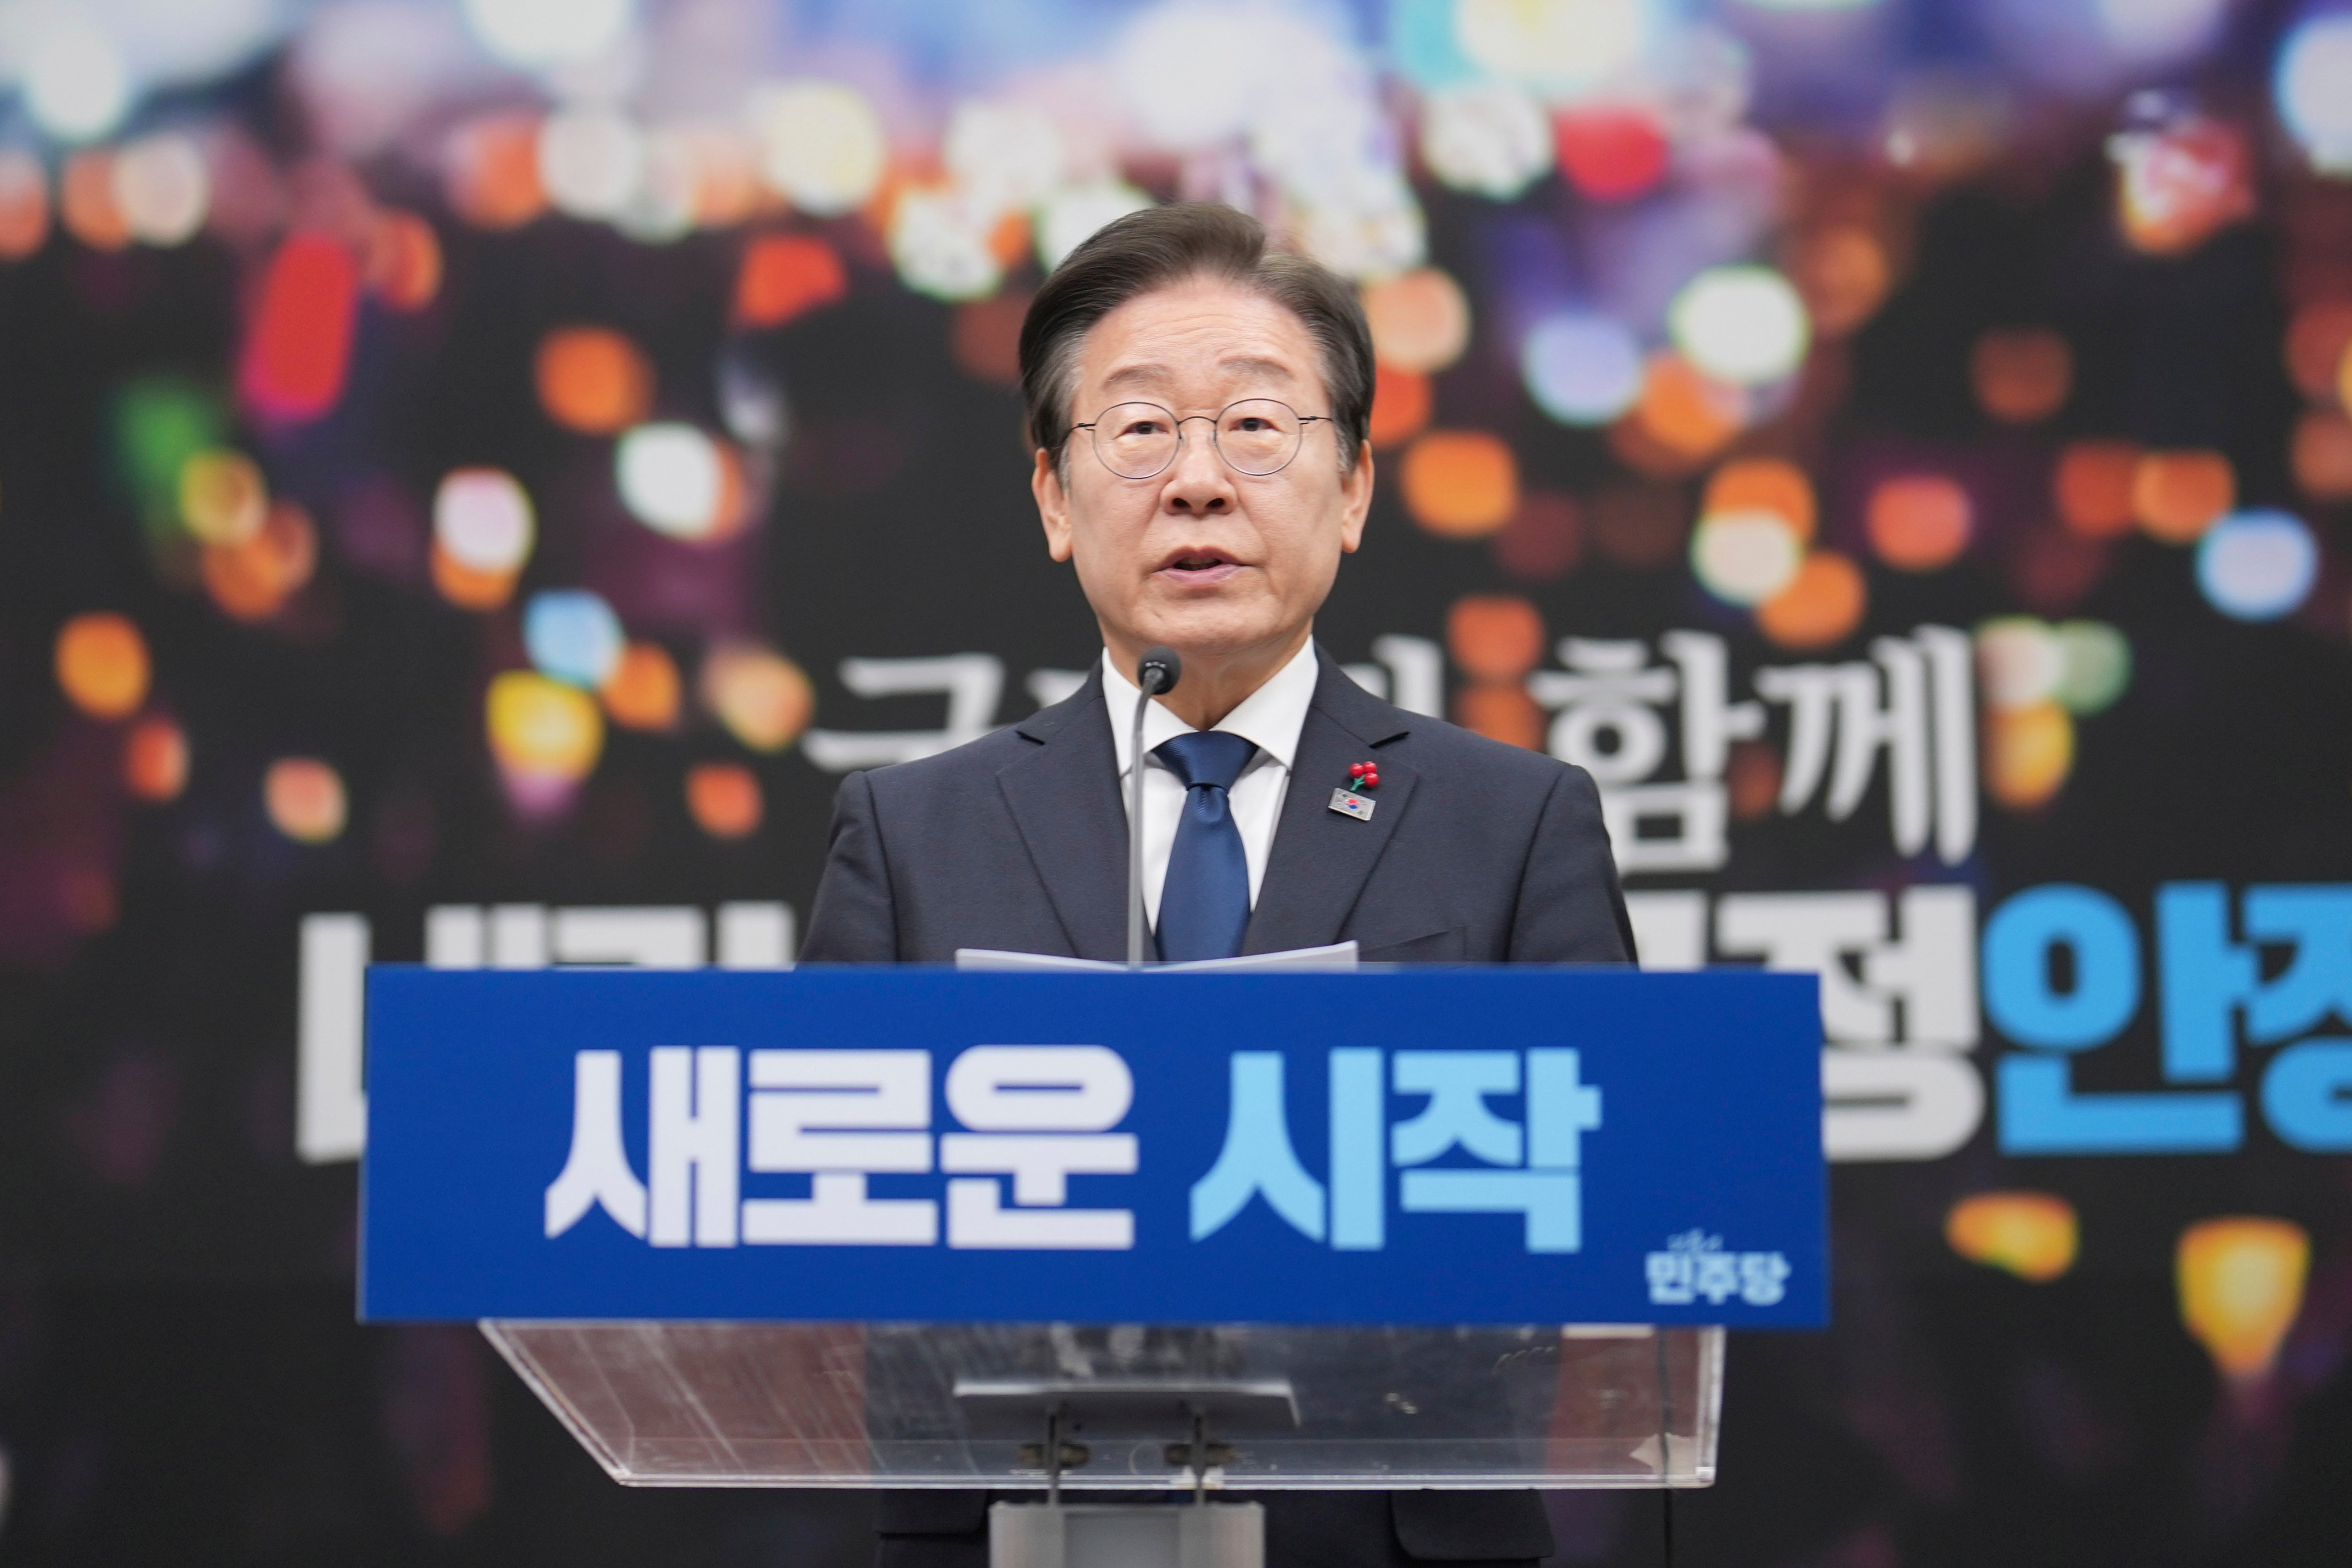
[1329,759,1379,821]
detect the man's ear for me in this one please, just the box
[1338,442,1373,555]
[1033,449,1073,563]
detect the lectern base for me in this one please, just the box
[988,1501,1264,1568]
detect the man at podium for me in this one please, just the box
[804,203,1634,1567]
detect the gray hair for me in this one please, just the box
[1018,202,1374,474]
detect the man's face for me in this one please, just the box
[1033,278,1373,672]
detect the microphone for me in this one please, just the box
[1128,646,1181,967]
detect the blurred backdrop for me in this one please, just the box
[2,0,2352,1562]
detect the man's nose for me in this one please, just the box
[1157,422,1235,515]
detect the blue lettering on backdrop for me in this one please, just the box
[1987,883,2352,1154]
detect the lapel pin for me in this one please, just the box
[1329,760,1379,821]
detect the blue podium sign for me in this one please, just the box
[361,968,1826,1327]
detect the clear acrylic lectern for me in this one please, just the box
[486,1318,1720,1563]
[366,964,1817,1566]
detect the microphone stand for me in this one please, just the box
[1128,684,1151,968]
[1127,647,1181,968]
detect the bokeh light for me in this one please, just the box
[112,134,211,247]
[1492,491,1585,582]
[2282,299,2352,401]
[524,591,625,689]
[2112,115,2254,256]
[748,80,886,218]
[123,715,189,803]
[616,424,729,540]
[1984,701,2074,809]
[2291,410,2352,500]
[619,128,704,243]
[1669,267,1812,387]
[241,234,361,422]
[1446,595,1546,682]
[1627,354,1746,465]
[1401,430,1520,538]
[1364,269,1472,374]
[202,501,317,622]
[1757,552,1867,649]
[1368,365,1434,449]
[486,670,605,782]
[733,234,847,329]
[685,762,763,839]
[1457,0,1647,87]
[446,114,549,229]
[1977,617,2064,709]
[952,294,1027,387]
[25,20,132,143]
[2052,620,2133,714]
[1867,474,1972,570]
[118,379,227,542]
[1728,740,1781,821]
[1420,79,1553,198]
[945,101,1064,218]
[0,149,49,259]
[1946,1192,2079,1283]
[1521,314,1643,426]
[1453,683,1546,751]
[2131,449,2234,542]
[1037,182,1154,271]
[2278,14,2352,173]
[2177,1217,2311,1382]
[60,150,129,251]
[888,185,1007,303]
[178,450,268,546]
[265,758,348,845]
[1114,3,1269,149]
[1554,107,1669,202]
[2196,509,2318,621]
[600,642,681,731]
[432,546,517,611]
[1790,225,1892,338]
[2054,440,2143,538]
[1704,458,1817,542]
[700,643,814,752]
[433,468,535,576]
[1971,327,2073,423]
[55,613,150,721]
[366,211,443,312]
[539,110,643,222]
[463,0,635,70]
[535,328,653,436]
[1692,511,1803,606]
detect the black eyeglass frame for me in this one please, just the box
[1070,397,1335,480]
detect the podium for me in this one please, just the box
[364,967,1824,1565]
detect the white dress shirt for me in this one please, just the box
[1103,639,1320,925]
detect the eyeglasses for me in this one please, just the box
[1072,398,1332,480]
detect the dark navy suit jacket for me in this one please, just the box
[804,650,1635,967]
[802,648,1635,1567]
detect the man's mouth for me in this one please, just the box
[1155,547,1245,584]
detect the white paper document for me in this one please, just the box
[953,941,1359,973]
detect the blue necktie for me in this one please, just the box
[1153,730,1258,961]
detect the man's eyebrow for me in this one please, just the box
[1218,356,1296,384]
[1099,363,1171,393]
[1098,356,1299,395]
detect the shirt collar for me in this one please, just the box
[1102,638,1320,778]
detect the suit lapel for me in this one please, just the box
[1242,653,1418,956]
[996,670,1130,961]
